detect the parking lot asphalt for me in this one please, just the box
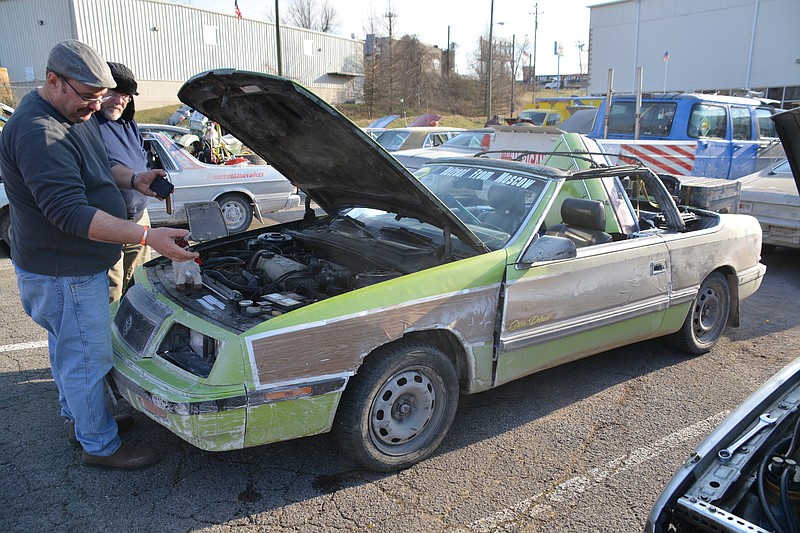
[1,235,799,532]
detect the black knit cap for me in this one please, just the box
[107,61,139,96]
[106,61,138,121]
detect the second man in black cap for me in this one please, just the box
[97,61,150,302]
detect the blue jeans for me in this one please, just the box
[15,265,122,456]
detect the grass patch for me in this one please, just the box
[136,104,181,125]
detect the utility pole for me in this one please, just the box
[486,0,495,122]
[510,34,516,118]
[576,40,584,95]
[385,10,396,113]
[531,3,539,104]
[275,0,283,76]
[445,25,451,76]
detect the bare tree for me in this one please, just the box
[286,0,338,33]
[472,35,515,120]
[318,2,336,32]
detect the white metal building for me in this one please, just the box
[0,0,364,108]
[587,0,800,107]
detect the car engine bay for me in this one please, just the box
[143,218,469,332]
[662,389,800,532]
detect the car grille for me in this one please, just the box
[114,284,174,356]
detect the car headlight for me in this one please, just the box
[156,323,219,379]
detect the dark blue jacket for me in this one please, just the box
[97,114,149,220]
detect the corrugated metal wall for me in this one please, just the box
[0,0,76,84]
[587,0,800,98]
[0,0,363,104]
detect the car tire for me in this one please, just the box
[0,210,11,257]
[216,193,253,234]
[333,341,459,472]
[668,271,730,355]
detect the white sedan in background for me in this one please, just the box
[142,131,300,233]
[0,132,300,252]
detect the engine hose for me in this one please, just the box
[786,412,800,456]
[254,272,307,298]
[204,270,259,296]
[758,436,793,533]
[246,249,270,273]
[781,468,799,533]
[200,256,246,268]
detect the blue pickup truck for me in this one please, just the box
[586,93,785,180]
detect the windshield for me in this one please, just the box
[375,130,411,151]
[519,110,548,125]
[442,130,493,148]
[330,207,479,261]
[772,160,791,175]
[415,163,548,249]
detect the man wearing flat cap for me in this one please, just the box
[0,39,197,470]
[97,61,151,302]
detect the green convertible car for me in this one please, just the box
[110,71,766,471]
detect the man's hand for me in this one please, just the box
[146,227,199,262]
[132,169,168,198]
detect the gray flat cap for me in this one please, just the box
[47,40,115,88]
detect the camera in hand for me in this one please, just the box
[149,175,174,199]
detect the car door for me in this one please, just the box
[494,227,671,387]
[143,136,183,225]
[729,106,760,179]
[690,103,732,179]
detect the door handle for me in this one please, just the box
[651,260,667,275]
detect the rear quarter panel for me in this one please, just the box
[660,213,763,329]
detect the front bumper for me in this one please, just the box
[111,354,346,451]
[111,281,347,451]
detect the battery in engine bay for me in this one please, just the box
[262,292,309,312]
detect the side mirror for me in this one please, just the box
[517,235,577,267]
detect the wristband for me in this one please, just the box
[140,225,149,246]
[130,172,140,190]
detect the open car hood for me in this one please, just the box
[772,106,800,196]
[178,70,485,251]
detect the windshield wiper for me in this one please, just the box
[378,226,436,248]
[331,214,374,238]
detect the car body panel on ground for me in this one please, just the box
[109,70,766,472]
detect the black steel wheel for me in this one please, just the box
[668,271,730,355]
[333,341,459,472]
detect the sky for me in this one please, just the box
[170,0,598,76]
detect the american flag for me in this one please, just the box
[234,0,242,20]
[662,50,670,62]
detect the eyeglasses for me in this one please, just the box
[106,90,132,104]
[59,76,110,104]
